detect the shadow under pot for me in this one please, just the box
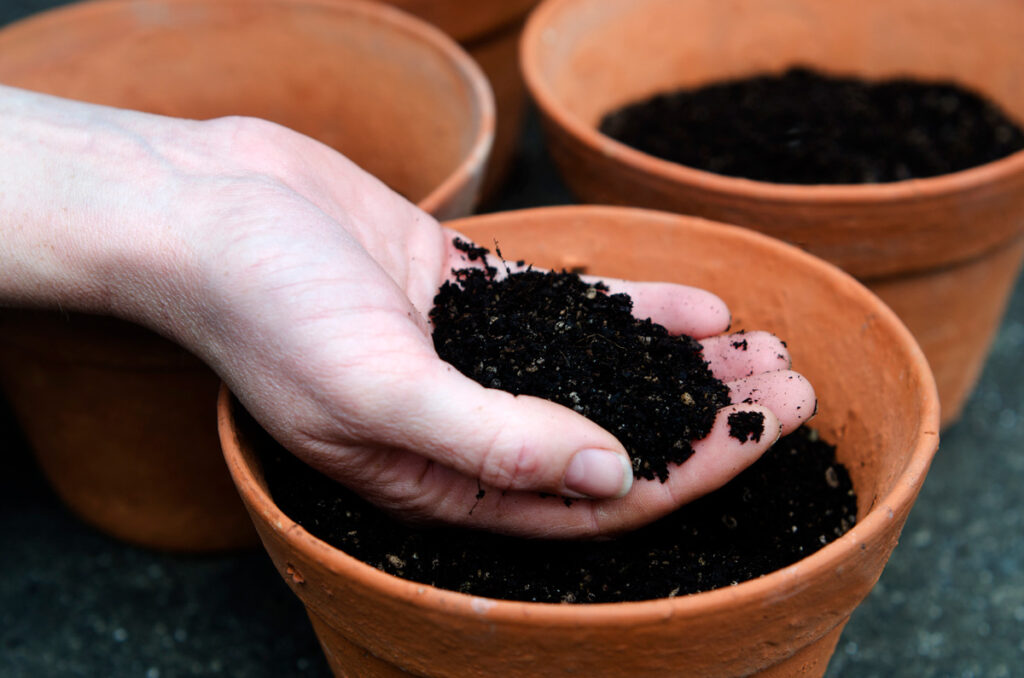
[0,0,494,552]
[219,205,940,677]
[520,0,1024,429]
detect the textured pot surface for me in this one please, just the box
[520,0,1024,426]
[220,206,940,677]
[464,15,531,202]
[377,0,538,43]
[0,311,256,552]
[0,0,494,219]
[0,0,492,551]
[375,0,541,201]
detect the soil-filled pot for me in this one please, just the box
[520,0,1024,428]
[377,0,540,200]
[0,0,493,552]
[219,206,940,677]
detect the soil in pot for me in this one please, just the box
[248,246,857,603]
[599,67,1024,184]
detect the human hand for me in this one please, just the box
[0,86,815,538]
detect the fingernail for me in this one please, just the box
[563,449,633,499]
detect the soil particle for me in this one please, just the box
[728,411,766,443]
[599,67,1024,184]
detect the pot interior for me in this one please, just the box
[534,0,1024,134]
[0,0,488,207]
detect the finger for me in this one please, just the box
[727,370,816,434]
[588,279,730,338]
[594,403,783,533]
[342,356,635,501]
[700,331,791,381]
[442,232,731,338]
[341,404,781,539]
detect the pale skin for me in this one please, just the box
[0,85,816,538]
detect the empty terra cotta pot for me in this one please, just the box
[375,0,540,200]
[0,0,493,551]
[520,0,1024,428]
[219,205,940,677]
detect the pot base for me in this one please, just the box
[309,608,848,677]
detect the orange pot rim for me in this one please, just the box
[220,204,940,628]
[519,0,1024,207]
[2,0,495,217]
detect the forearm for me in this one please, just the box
[0,85,198,322]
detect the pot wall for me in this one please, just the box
[0,0,494,218]
[221,206,940,677]
[369,0,540,201]
[376,0,538,43]
[0,0,494,551]
[463,16,531,202]
[0,311,256,551]
[520,0,1024,426]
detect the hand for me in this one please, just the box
[0,86,815,538]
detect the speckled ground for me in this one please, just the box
[1,2,1022,673]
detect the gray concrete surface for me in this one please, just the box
[2,2,1023,675]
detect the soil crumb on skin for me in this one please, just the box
[599,67,1024,184]
[430,247,730,482]
[728,410,766,443]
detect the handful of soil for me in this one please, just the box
[599,66,1024,184]
[430,239,731,481]
[250,250,857,602]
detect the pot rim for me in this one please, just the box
[0,0,495,218]
[219,204,941,627]
[519,0,1024,207]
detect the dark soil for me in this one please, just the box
[599,66,1024,184]
[430,240,731,482]
[728,410,766,443]
[252,419,856,602]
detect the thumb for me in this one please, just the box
[368,359,635,500]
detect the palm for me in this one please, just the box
[175,120,813,539]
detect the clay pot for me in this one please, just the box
[0,312,253,551]
[0,0,494,219]
[0,0,493,551]
[219,205,940,677]
[520,0,1024,428]
[376,0,540,200]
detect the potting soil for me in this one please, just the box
[257,422,855,602]
[599,67,1024,184]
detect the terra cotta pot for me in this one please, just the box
[374,0,540,200]
[0,0,494,551]
[520,0,1024,428]
[219,205,940,677]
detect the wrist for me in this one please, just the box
[0,86,199,328]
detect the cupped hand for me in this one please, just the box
[160,117,813,538]
[3,88,815,538]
